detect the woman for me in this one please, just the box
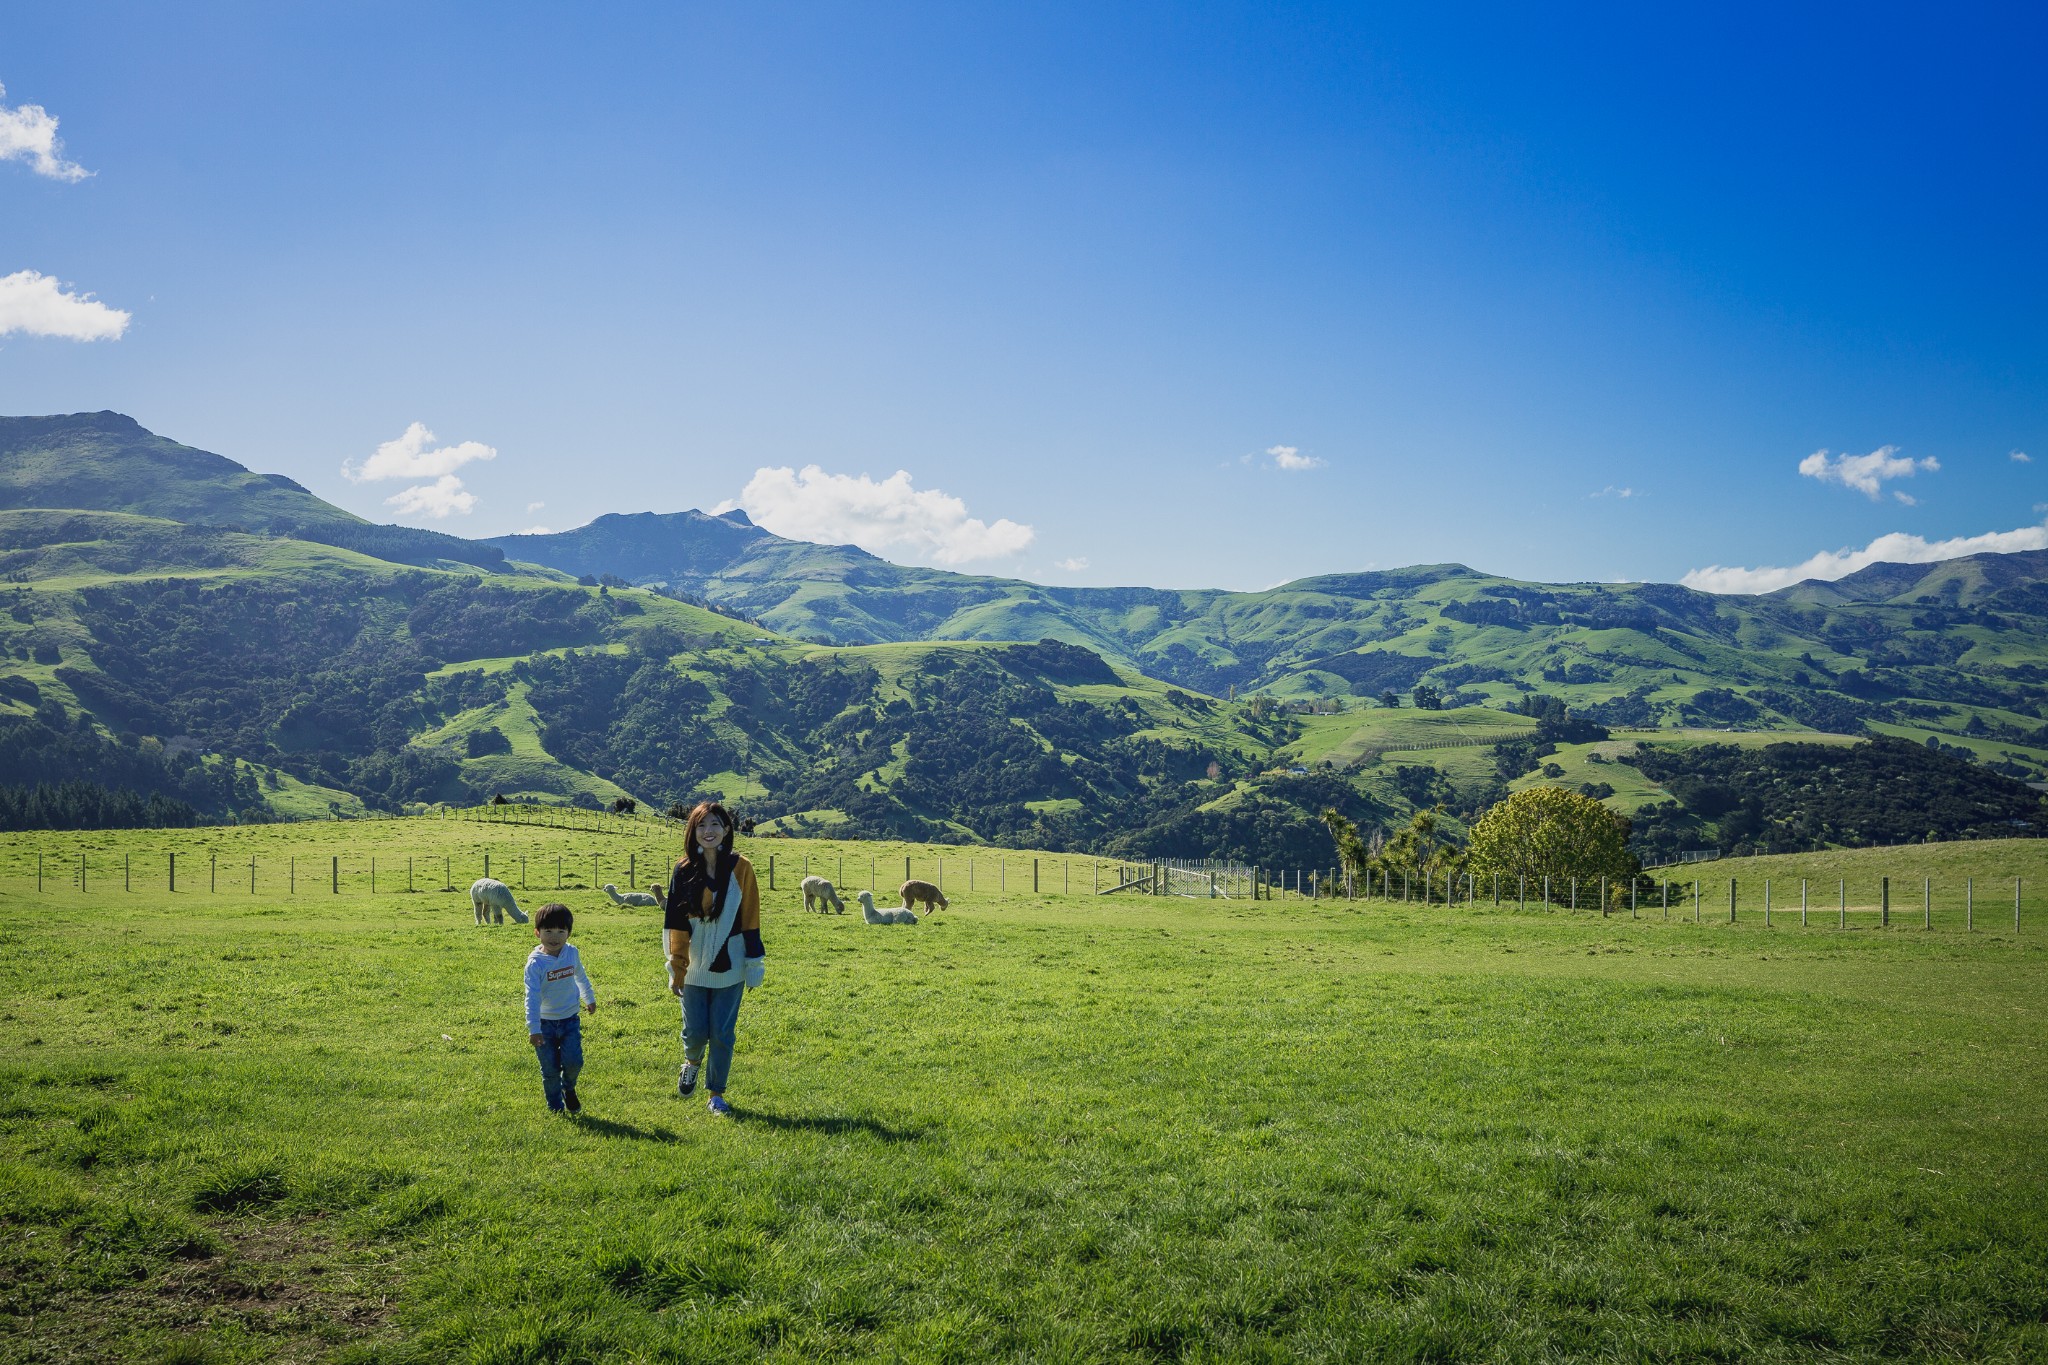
[664,800,765,1116]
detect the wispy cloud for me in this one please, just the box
[1798,445,1937,499]
[1054,556,1089,572]
[344,422,496,519]
[384,475,478,519]
[718,466,1033,565]
[1682,519,2048,595]
[1590,485,1636,499]
[0,83,91,181]
[516,524,553,536]
[1266,444,1323,471]
[0,269,128,339]
[2014,450,2033,464]
[343,422,497,483]
[526,500,546,513]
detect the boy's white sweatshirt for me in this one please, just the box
[525,943,596,1033]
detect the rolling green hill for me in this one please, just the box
[4,413,2044,864]
[0,412,505,570]
[488,512,2048,783]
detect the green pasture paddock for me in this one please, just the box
[2,823,2046,1363]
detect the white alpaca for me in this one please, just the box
[800,875,846,914]
[603,882,662,908]
[470,878,529,925]
[856,890,916,925]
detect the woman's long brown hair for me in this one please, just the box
[674,800,736,920]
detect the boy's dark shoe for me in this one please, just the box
[564,1089,581,1114]
[548,1102,566,1114]
[677,1060,700,1097]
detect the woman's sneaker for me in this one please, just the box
[707,1095,733,1117]
[677,1061,700,1097]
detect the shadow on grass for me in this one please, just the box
[570,1116,684,1143]
[570,1109,925,1144]
[725,1108,928,1143]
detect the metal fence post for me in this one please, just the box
[1881,876,1890,928]
[332,855,339,894]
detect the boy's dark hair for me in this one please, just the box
[534,903,573,931]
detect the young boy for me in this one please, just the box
[525,903,597,1113]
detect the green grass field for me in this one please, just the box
[3,821,2046,1363]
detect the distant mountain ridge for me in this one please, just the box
[0,412,504,569]
[8,412,2048,788]
[0,411,2043,853]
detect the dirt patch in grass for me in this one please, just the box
[5,1215,401,1364]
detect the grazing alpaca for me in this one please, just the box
[800,874,846,914]
[898,879,948,914]
[603,882,661,908]
[470,878,529,925]
[856,890,917,925]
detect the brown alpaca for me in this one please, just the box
[899,879,948,913]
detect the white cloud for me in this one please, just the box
[0,269,128,339]
[516,524,553,536]
[1591,485,1636,499]
[1681,519,2048,595]
[1797,445,1938,499]
[344,422,497,483]
[0,83,91,181]
[526,500,546,513]
[1054,556,1089,572]
[1267,444,1323,471]
[2014,450,2033,464]
[385,475,477,519]
[1894,491,1917,506]
[726,465,1033,565]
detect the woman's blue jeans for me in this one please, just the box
[681,983,745,1094]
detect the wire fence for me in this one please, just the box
[0,807,2038,930]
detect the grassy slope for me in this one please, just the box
[0,415,358,531]
[560,527,2048,773]
[1,824,2044,1362]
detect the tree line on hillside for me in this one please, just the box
[1624,736,2044,860]
[59,574,646,812]
[0,712,259,830]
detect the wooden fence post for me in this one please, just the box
[332,856,339,894]
[1881,876,1890,928]
[170,852,176,892]
[1966,877,1972,932]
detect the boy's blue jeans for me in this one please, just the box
[533,1015,583,1111]
[681,983,745,1094]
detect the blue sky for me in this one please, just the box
[2,2,2043,591]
